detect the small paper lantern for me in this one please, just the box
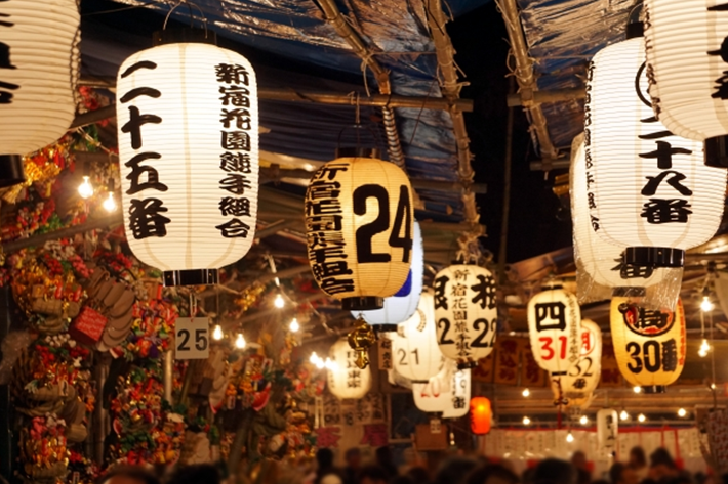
[117,36,258,285]
[610,296,686,393]
[355,221,423,330]
[0,0,80,186]
[433,264,497,368]
[583,36,725,268]
[527,287,581,377]
[413,359,471,418]
[570,135,677,303]
[327,338,371,400]
[305,150,414,311]
[597,408,618,455]
[392,292,442,383]
[644,0,728,140]
[552,319,601,404]
[470,397,492,435]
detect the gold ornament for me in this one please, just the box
[347,317,376,369]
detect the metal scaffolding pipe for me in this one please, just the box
[496,0,560,162]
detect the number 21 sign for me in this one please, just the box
[174,317,210,359]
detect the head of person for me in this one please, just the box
[609,464,638,484]
[375,446,393,468]
[167,465,220,484]
[98,467,160,484]
[649,448,676,470]
[406,467,431,484]
[360,466,389,484]
[570,451,587,471]
[465,464,519,484]
[433,456,479,484]
[346,448,362,470]
[317,448,335,472]
[533,458,576,484]
[629,447,647,469]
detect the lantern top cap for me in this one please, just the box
[153,28,217,46]
[0,156,26,188]
[335,147,381,160]
[625,22,644,40]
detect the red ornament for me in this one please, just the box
[470,397,492,435]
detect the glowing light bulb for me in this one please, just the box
[523,416,531,426]
[579,415,589,426]
[78,176,94,199]
[566,432,574,443]
[324,358,337,371]
[310,352,319,364]
[274,293,284,308]
[289,317,299,333]
[712,383,717,390]
[678,408,687,417]
[638,413,646,423]
[701,296,714,312]
[212,324,223,341]
[522,388,530,397]
[235,333,246,349]
[103,192,117,212]
[699,339,711,357]
[619,410,629,421]
[633,386,642,394]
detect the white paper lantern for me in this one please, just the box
[644,0,728,140]
[117,39,258,285]
[392,292,443,383]
[571,135,670,300]
[0,0,79,185]
[527,287,581,377]
[584,37,725,269]
[305,151,414,311]
[597,408,618,455]
[433,264,497,368]
[327,338,371,400]
[552,318,601,402]
[412,359,471,418]
[355,221,422,329]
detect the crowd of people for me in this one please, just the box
[86,445,723,484]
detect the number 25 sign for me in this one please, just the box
[174,317,210,359]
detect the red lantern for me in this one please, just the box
[470,397,492,435]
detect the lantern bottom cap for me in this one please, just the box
[624,247,684,268]
[372,323,398,333]
[641,385,666,394]
[341,296,383,311]
[0,155,26,188]
[457,361,477,370]
[163,269,219,287]
[611,287,647,298]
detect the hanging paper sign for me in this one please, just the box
[473,353,494,383]
[597,408,618,456]
[610,297,686,393]
[393,292,442,383]
[434,264,497,368]
[305,154,414,310]
[493,337,520,386]
[521,341,546,388]
[117,42,259,284]
[378,337,393,370]
[527,288,581,377]
[174,317,210,359]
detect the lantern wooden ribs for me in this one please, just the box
[610,297,686,393]
[528,288,581,378]
[392,292,442,383]
[584,37,725,269]
[551,318,601,407]
[434,264,497,368]
[0,0,80,186]
[413,359,471,418]
[470,397,492,435]
[117,41,259,285]
[305,153,414,311]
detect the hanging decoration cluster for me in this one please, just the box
[117,38,259,286]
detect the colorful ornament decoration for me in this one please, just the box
[392,292,442,383]
[0,0,80,187]
[412,359,472,418]
[470,397,492,435]
[117,37,259,286]
[305,150,414,311]
[610,296,686,393]
[528,286,581,377]
[433,264,497,368]
[583,36,725,269]
[355,221,423,330]
[551,318,601,406]
[644,0,728,140]
[327,338,371,400]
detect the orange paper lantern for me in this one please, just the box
[470,397,492,435]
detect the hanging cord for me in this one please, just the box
[163,0,209,39]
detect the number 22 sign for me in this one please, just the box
[174,317,210,359]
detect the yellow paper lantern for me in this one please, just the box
[305,151,414,311]
[527,287,581,377]
[610,297,686,393]
[433,264,497,368]
[327,338,371,400]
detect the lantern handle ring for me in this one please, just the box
[163,0,209,39]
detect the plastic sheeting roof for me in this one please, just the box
[86,0,490,223]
